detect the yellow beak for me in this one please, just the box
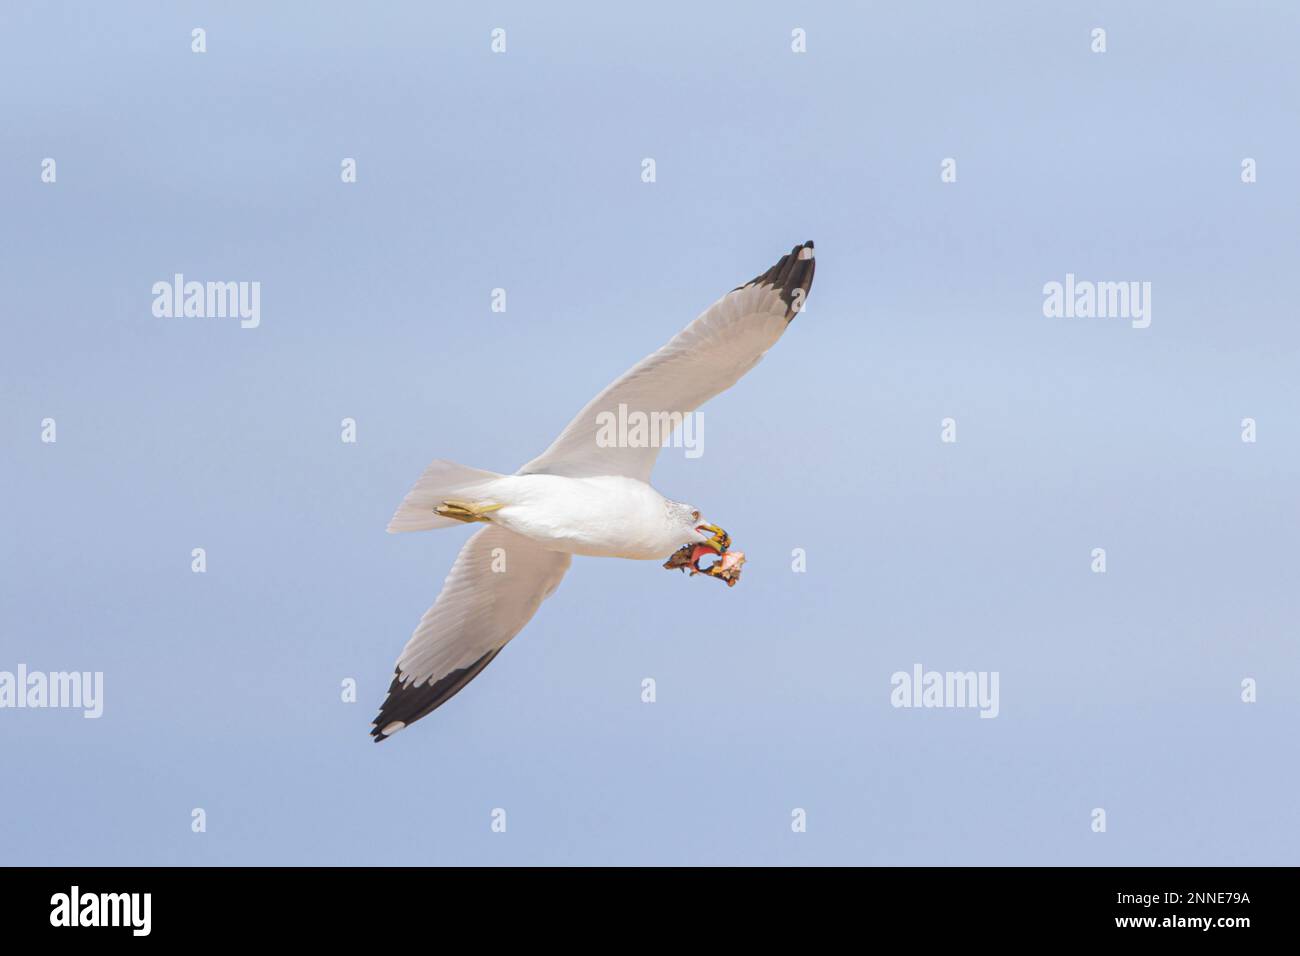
[697,523,730,553]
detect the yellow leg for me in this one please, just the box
[434,499,505,524]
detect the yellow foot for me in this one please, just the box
[434,499,505,523]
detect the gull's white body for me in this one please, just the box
[371,241,816,741]
[485,474,685,560]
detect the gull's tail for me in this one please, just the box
[386,459,506,533]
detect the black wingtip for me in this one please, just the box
[736,241,816,320]
[368,650,504,743]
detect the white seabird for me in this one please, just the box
[372,241,816,740]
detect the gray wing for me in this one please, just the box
[518,241,815,483]
[371,525,570,741]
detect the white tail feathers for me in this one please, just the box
[387,459,505,533]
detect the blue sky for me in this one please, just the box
[2,1,1297,864]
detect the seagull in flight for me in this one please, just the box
[372,241,816,740]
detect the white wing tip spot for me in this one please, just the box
[798,245,814,261]
[381,721,406,736]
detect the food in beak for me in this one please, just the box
[663,542,746,588]
[695,523,731,553]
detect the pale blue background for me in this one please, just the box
[2,1,1297,865]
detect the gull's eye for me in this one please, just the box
[691,510,700,521]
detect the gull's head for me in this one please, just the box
[669,502,729,553]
